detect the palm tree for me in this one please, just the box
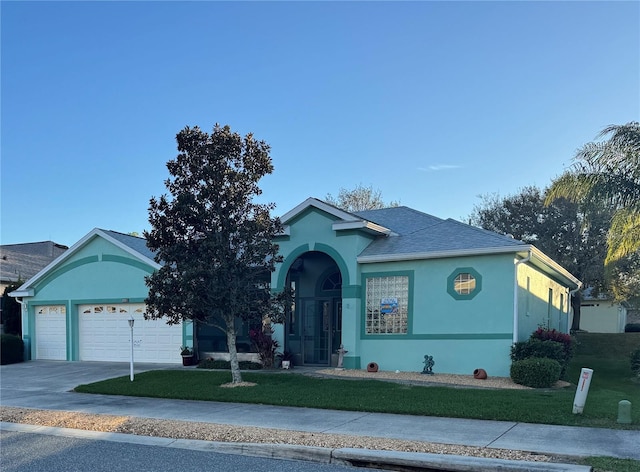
[546,122,640,266]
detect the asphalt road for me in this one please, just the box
[1,431,381,472]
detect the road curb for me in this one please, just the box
[1,422,591,471]
[332,448,592,471]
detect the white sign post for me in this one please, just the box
[128,317,135,382]
[572,368,593,414]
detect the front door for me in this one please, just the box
[302,299,331,365]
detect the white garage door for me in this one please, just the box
[79,303,182,363]
[35,305,67,360]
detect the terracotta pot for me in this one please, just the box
[367,362,379,373]
[182,355,194,367]
[473,368,487,379]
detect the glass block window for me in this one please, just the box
[365,275,409,335]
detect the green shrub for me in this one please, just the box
[511,339,565,362]
[1,334,24,365]
[625,323,640,333]
[510,357,562,388]
[631,348,640,378]
[511,338,570,378]
[197,359,262,370]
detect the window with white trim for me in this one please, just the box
[365,275,409,334]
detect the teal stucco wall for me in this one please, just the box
[271,206,575,377]
[20,234,193,361]
[357,254,516,376]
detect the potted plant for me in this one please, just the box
[180,346,194,366]
[278,350,294,369]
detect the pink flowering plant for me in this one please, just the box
[249,326,279,368]
[531,327,576,359]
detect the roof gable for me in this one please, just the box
[10,229,159,296]
[280,198,393,237]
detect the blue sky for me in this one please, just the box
[2,1,638,246]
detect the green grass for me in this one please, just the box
[76,333,640,429]
[75,368,639,429]
[75,333,639,429]
[580,456,640,472]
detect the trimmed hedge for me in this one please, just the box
[511,338,571,379]
[510,357,562,388]
[625,323,640,333]
[1,334,24,365]
[631,348,640,378]
[511,339,566,364]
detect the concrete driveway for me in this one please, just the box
[0,360,178,401]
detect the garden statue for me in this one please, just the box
[422,355,434,375]
[336,344,348,368]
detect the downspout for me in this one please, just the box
[14,298,28,360]
[513,250,531,344]
[568,282,583,333]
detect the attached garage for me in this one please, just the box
[10,228,193,363]
[35,305,67,360]
[79,303,182,363]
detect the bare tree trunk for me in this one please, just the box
[226,321,243,384]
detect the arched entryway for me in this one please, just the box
[284,251,342,366]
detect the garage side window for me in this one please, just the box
[364,275,409,335]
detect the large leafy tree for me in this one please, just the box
[144,124,284,384]
[546,122,640,266]
[469,186,612,330]
[325,184,399,212]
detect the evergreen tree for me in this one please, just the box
[145,124,284,384]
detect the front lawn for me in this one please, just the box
[75,366,638,430]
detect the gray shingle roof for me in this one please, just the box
[1,242,68,284]
[101,230,157,262]
[354,207,526,258]
[354,206,443,235]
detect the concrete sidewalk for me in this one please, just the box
[1,361,638,470]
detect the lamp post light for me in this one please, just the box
[128,316,135,381]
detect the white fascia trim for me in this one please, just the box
[280,197,358,224]
[357,245,529,263]
[332,221,393,235]
[8,289,34,298]
[529,246,581,288]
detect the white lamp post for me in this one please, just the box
[128,316,135,381]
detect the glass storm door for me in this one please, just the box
[302,299,331,365]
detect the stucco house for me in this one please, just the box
[11,198,580,376]
[580,288,628,333]
[268,199,581,376]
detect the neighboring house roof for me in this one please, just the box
[0,241,69,285]
[10,229,159,297]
